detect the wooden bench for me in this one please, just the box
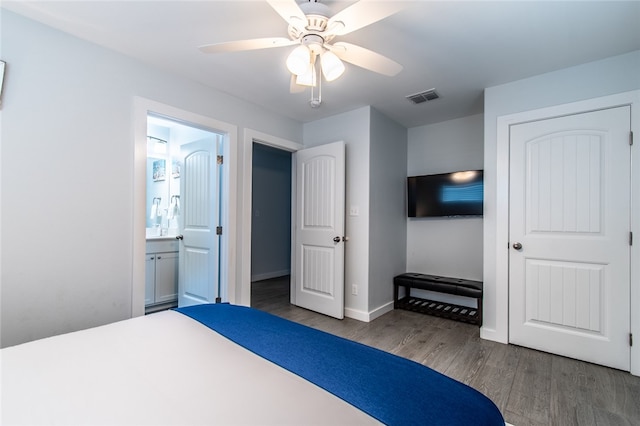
[393,273,483,326]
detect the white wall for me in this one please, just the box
[406,114,484,292]
[0,11,302,347]
[368,108,407,315]
[483,50,640,347]
[303,107,371,317]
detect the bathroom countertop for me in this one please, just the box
[146,228,179,240]
[146,235,180,253]
[146,235,179,241]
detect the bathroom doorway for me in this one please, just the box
[133,98,237,317]
[145,115,225,313]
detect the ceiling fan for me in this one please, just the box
[199,0,404,107]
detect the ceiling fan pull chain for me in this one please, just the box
[310,59,321,108]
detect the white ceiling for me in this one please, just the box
[4,1,640,128]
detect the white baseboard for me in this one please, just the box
[344,301,394,323]
[480,327,508,344]
[251,270,290,282]
[369,301,394,321]
[344,307,370,322]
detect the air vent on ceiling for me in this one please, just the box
[406,89,440,104]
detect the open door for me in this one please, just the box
[293,141,346,319]
[178,138,222,307]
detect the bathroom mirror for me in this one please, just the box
[146,121,181,237]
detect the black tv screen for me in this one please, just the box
[407,170,484,217]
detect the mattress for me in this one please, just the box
[1,304,505,425]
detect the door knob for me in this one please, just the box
[512,242,522,250]
[176,235,184,240]
[333,236,341,243]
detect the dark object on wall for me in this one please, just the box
[407,170,483,217]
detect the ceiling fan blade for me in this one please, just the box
[199,37,296,53]
[266,0,306,31]
[330,42,403,76]
[326,0,405,36]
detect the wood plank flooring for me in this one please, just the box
[252,276,640,426]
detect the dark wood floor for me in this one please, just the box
[252,276,640,426]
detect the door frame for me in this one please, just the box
[493,90,640,375]
[240,129,303,307]
[132,97,238,316]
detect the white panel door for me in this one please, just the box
[294,141,345,319]
[509,107,631,370]
[178,139,220,307]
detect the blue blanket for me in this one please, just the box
[176,304,504,426]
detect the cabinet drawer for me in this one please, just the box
[146,239,179,254]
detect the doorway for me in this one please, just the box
[242,135,346,318]
[132,97,238,317]
[250,143,292,307]
[239,130,303,307]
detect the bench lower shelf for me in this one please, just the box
[395,296,481,325]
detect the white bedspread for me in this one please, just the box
[1,310,381,425]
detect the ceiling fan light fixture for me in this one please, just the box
[286,45,310,75]
[320,50,345,82]
[296,63,317,87]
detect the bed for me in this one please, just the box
[1,303,505,425]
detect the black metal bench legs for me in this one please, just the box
[393,273,483,326]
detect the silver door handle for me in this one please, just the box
[512,242,522,250]
[333,236,341,243]
[176,235,184,240]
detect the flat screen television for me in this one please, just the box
[407,170,483,217]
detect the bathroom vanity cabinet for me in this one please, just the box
[145,239,179,310]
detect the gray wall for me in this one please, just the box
[303,106,408,319]
[1,11,302,347]
[406,114,484,283]
[251,144,292,281]
[368,108,407,312]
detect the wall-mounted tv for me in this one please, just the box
[407,170,483,217]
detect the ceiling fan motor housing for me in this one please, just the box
[301,34,324,54]
[288,1,336,44]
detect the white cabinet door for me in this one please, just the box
[155,252,179,304]
[145,254,156,306]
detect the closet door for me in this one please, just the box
[509,106,631,370]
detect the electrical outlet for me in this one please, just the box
[351,284,358,295]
